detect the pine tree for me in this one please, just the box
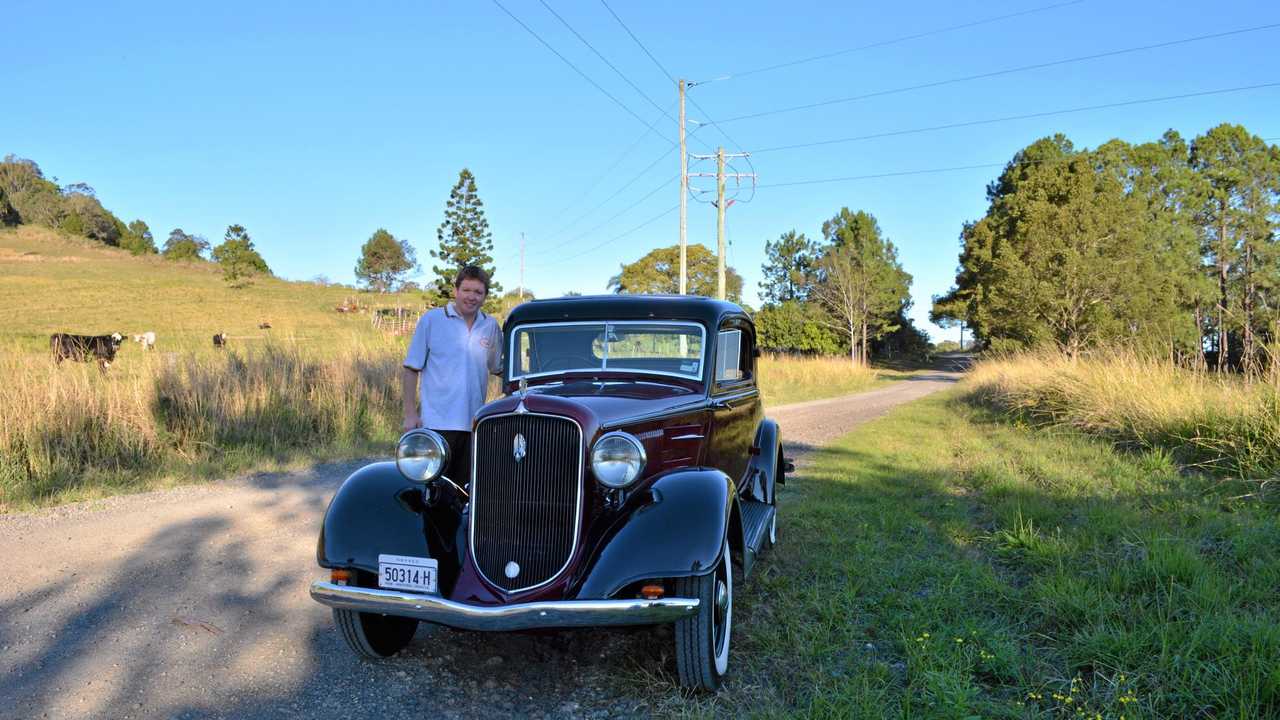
[759,230,815,305]
[431,169,500,298]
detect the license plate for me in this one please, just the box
[377,554,438,594]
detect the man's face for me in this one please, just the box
[455,277,487,315]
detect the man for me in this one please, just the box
[402,265,502,484]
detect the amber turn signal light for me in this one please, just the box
[640,584,664,600]
[331,569,352,585]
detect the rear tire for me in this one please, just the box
[674,538,733,691]
[334,608,418,659]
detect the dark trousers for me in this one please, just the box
[435,430,472,486]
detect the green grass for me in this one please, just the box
[0,225,421,354]
[757,354,895,407]
[645,391,1279,718]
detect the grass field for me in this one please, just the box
[0,225,421,354]
[967,351,1280,484]
[756,354,884,406]
[646,391,1279,718]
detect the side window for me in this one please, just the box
[715,329,751,384]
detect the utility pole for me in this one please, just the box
[716,147,726,299]
[690,149,755,301]
[518,232,525,301]
[678,79,688,295]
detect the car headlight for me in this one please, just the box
[591,431,646,489]
[396,429,449,483]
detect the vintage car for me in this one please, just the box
[310,294,789,690]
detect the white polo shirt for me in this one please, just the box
[403,302,502,432]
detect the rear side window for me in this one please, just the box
[715,329,745,383]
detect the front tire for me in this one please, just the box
[334,608,418,658]
[674,537,733,691]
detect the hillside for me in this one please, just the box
[0,225,421,354]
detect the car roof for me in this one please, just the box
[504,294,749,329]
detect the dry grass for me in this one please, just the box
[757,354,882,406]
[0,338,405,509]
[966,349,1280,482]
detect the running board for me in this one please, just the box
[739,499,775,578]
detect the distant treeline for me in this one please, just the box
[932,124,1279,372]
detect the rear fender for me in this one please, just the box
[574,468,735,599]
[747,419,783,501]
[317,462,463,589]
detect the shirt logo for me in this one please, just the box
[513,433,527,463]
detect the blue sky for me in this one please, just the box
[7,0,1278,341]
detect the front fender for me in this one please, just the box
[574,468,734,599]
[317,462,462,587]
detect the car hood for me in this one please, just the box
[478,379,703,430]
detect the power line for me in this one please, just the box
[536,123,658,240]
[693,0,1087,84]
[717,22,1280,124]
[599,0,676,84]
[545,173,678,253]
[490,0,673,144]
[536,138,687,250]
[747,82,1280,154]
[538,0,674,124]
[540,203,679,265]
[597,0,759,197]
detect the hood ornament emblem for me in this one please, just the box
[513,433,527,463]
[515,376,529,414]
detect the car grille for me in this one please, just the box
[471,413,582,593]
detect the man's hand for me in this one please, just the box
[402,412,421,434]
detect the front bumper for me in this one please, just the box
[310,581,699,631]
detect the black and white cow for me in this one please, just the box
[212,332,228,348]
[51,332,124,371]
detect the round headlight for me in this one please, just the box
[591,432,647,489]
[396,429,449,483]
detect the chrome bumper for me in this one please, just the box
[310,581,699,631]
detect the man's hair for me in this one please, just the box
[454,265,490,293]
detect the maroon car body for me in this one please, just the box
[311,295,788,690]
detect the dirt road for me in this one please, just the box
[0,372,960,720]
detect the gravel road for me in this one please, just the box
[0,372,960,720]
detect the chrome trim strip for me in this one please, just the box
[670,433,705,441]
[469,411,584,595]
[311,581,698,631]
[508,320,707,383]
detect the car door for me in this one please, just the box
[705,319,761,488]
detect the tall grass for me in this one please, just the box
[0,339,404,509]
[966,350,1280,482]
[756,353,881,406]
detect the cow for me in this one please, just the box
[212,332,228,348]
[132,331,156,350]
[51,332,124,371]
[258,321,272,329]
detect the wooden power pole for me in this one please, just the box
[678,79,688,295]
[691,147,755,300]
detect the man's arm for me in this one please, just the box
[401,367,421,432]
[487,320,503,376]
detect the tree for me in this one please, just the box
[1191,124,1280,372]
[162,228,210,261]
[0,155,64,227]
[120,219,157,255]
[355,228,417,292]
[759,230,815,304]
[431,168,500,298]
[811,209,911,366]
[754,301,845,355]
[608,243,744,301]
[212,224,271,288]
[0,187,19,226]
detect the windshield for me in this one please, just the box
[510,321,704,381]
